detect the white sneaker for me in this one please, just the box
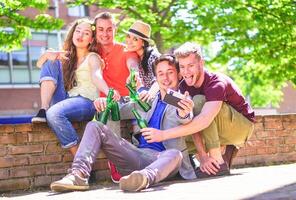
[119,171,148,192]
[50,172,89,192]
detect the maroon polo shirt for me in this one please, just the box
[179,70,255,122]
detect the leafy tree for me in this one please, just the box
[0,0,63,51]
[63,1,296,106]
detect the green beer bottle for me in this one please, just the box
[126,84,151,112]
[110,101,120,121]
[129,68,137,91]
[132,108,148,129]
[98,89,114,124]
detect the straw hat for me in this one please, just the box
[124,21,152,42]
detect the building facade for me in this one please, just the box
[0,1,111,116]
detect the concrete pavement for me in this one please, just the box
[2,163,296,200]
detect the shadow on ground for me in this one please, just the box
[244,182,296,200]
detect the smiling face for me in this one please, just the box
[155,61,179,93]
[72,22,94,49]
[178,53,204,87]
[125,33,144,53]
[95,18,115,46]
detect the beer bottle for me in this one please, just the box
[132,108,148,129]
[110,101,120,121]
[129,68,137,91]
[126,84,151,112]
[98,89,114,124]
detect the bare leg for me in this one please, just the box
[40,80,56,110]
[69,145,78,156]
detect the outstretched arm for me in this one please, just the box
[143,101,223,142]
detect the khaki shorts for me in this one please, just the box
[193,95,254,151]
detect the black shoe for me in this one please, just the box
[31,109,46,123]
[89,170,96,184]
[196,162,230,179]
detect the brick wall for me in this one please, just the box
[233,114,296,166]
[0,114,295,192]
[0,121,131,192]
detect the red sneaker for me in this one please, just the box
[108,161,122,183]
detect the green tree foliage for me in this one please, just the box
[0,0,63,51]
[72,1,296,106]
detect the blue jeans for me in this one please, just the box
[40,60,67,105]
[40,61,96,148]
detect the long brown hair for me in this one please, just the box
[62,18,97,91]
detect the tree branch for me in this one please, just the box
[159,0,177,25]
[125,6,144,20]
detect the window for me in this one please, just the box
[0,52,10,83]
[68,5,88,17]
[11,48,30,83]
[0,31,66,85]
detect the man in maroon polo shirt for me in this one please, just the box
[141,42,255,178]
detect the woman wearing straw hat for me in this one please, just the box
[124,20,160,94]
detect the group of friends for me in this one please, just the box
[31,12,255,193]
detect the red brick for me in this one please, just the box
[254,122,264,131]
[255,130,274,138]
[278,146,294,153]
[29,154,62,165]
[255,115,263,122]
[264,120,283,130]
[34,176,52,187]
[264,115,282,122]
[0,125,14,133]
[286,152,296,161]
[10,165,45,178]
[247,139,266,147]
[28,132,57,142]
[265,138,284,146]
[282,114,296,122]
[237,148,257,156]
[14,124,32,132]
[0,168,9,180]
[0,156,28,168]
[246,155,267,165]
[15,132,28,144]
[46,163,71,175]
[275,130,291,137]
[0,146,6,156]
[62,153,74,162]
[266,147,277,154]
[32,123,51,131]
[283,122,296,129]
[0,134,16,144]
[285,136,296,145]
[9,144,43,155]
[45,142,63,154]
[256,147,267,155]
[0,178,30,192]
[92,158,108,170]
[232,157,246,166]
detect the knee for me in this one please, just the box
[46,106,63,123]
[167,149,183,163]
[43,60,59,68]
[192,95,206,115]
[85,121,100,131]
[85,121,105,135]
